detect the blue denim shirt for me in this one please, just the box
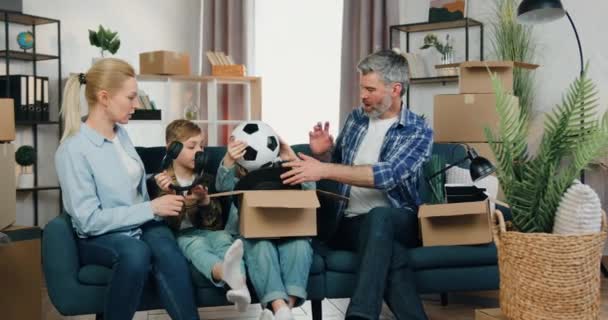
[55,123,156,238]
[215,162,316,236]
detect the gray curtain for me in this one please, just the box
[201,0,247,144]
[339,0,400,128]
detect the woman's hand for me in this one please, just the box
[186,184,210,206]
[151,194,184,217]
[154,171,174,193]
[223,137,247,168]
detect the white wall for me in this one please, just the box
[253,0,343,144]
[6,0,201,227]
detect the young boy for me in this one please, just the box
[155,119,251,312]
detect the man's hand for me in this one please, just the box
[281,153,327,185]
[186,184,210,206]
[278,136,299,162]
[309,121,334,157]
[223,137,247,168]
[154,171,174,193]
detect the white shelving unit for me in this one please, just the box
[136,74,262,146]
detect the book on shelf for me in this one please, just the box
[0,75,29,121]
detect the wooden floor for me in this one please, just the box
[42,277,608,320]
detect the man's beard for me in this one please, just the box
[365,95,392,119]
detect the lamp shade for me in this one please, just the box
[469,156,496,182]
[517,0,566,24]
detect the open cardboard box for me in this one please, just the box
[209,189,347,239]
[418,200,492,247]
[459,60,538,94]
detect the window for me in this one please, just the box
[253,0,343,144]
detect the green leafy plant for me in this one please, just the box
[88,25,120,57]
[485,65,608,233]
[420,34,453,58]
[15,145,36,173]
[424,154,446,204]
[489,0,537,123]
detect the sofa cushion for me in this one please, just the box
[323,243,497,273]
[78,252,325,288]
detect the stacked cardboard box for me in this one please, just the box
[420,61,537,247]
[0,99,16,230]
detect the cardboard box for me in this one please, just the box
[212,65,246,77]
[0,99,15,142]
[418,200,492,246]
[459,60,538,94]
[0,143,16,230]
[0,225,42,320]
[434,93,519,143]
[210,190,320,238]
[475,308,509,320]
[139,51,191,75]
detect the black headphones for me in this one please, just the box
[160,141,209,194]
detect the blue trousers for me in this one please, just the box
[78,220,199,320]
[243,238,313,307]
[330,207,428,320]
[177,228,245,287]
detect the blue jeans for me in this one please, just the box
[330,207,428,320]
[78,220,199,320]
[243,238,313,307]
[177,228,245,287]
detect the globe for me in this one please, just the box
[17,31,34,50]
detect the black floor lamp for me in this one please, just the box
[516,0,608,277]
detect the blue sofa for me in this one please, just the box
[43,143,503,320]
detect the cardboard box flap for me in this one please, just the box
[419,201,489,218]
[208,190,244,198]
[460,60,539,70]
[245,190,320,209]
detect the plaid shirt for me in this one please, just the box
[332,105,433,214]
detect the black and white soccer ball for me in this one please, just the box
[231,121,280,172]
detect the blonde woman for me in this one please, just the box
[55,58,199,320]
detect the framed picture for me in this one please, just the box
[428,0,466,23]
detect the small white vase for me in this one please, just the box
[91,57,103,66]
[17,173,34,188]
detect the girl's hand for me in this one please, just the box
[223,137,247,168]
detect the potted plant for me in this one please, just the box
[486,68,608,320]
[420,33,456,76]
[88,25,120,64]
[15,145,36,188]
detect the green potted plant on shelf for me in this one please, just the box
[88,25,120,63]
[420,33,456,76]
[15,145,36,188]
[486,67,608,320]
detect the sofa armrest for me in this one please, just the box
[42,214,85,314]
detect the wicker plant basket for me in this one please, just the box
[493,210,607,320]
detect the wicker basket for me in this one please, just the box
[493,210,607,320]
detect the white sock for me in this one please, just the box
[274,306,294,320]
[258,308,275,320]
[226,287,251,312]
[222,239,246,289]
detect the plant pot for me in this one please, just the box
[493,210,607,320]
[17,173,34,188]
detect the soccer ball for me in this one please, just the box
[231,121,280,172]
